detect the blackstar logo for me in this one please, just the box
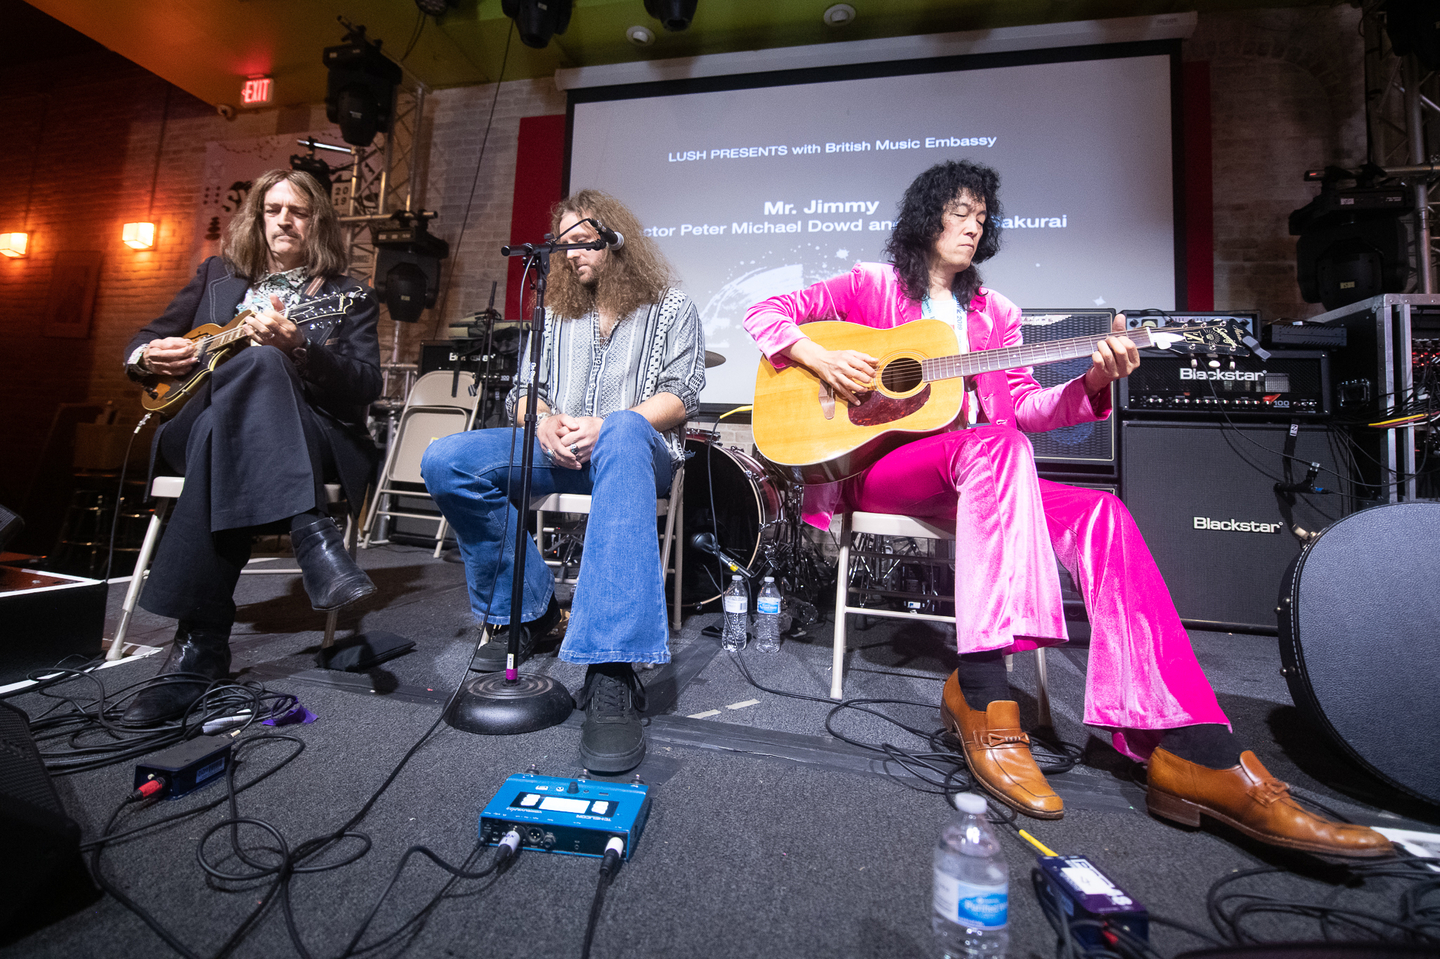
[1179,368,1265,382]
[1193,517,1283,533]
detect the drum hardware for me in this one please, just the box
[845,534,953,628]
[681,433,788,608]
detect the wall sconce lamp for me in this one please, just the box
[0,233,28,258]
[122,222,156,250]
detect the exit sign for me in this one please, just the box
[241,76,273,105]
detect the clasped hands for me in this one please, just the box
[141,294,303,377]
[538,413,603,470]
[791,314,1139,406]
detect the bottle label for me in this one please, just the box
[933,872,1007,930]
[757,597,781,614]
[723,595,747,614]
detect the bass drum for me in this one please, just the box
[681,434,787,608]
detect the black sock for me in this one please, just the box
[956,650,1010,711]
[290,509,327,532]
[1159,724,1243,770]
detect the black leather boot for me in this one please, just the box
[291,516,375,611]
[122,623,233,725]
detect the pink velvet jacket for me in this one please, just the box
[744,262,1111,527]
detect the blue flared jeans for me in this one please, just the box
[421,409,675,664]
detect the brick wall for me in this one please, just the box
[0,7,1368,540]
[1187,5,1367,322]
[0,51,325,531]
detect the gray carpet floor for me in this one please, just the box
[2,542,1437,959]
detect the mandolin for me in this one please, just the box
[752,318,1249,483]
[138,291,365,419]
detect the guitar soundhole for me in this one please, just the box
[880,357,923,394]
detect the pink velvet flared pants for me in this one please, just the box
[844,426,1228,760]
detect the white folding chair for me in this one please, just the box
[106,476,353,660]
[362,370,483,556]
[532,465,686,631]
[831,510,1051,722]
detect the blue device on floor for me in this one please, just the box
[1033,855,1149,948]
[479,773,650,860]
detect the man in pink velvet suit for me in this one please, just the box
[744,160,1390,858]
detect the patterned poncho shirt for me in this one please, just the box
[505,287,707,464]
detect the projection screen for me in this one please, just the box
[567,43,1181,407]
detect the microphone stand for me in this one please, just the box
[445,232,609,736]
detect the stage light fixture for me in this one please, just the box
[0,233,28,258]
[374,210,450,324]
[122,222,156,250]
[1384,0,1440,70]
[415,0,458,17]
[644,0,698,32]
[289,153,337,195]
[502,0,572,49]
[324,23,403,147]
[1290,166,1414,311]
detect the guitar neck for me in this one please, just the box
[921,327,1157,382]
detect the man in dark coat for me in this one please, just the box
[121,169,381,723]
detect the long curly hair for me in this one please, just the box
[223,169,347,281]
[545,190,675,321]
[883,160,1004,305]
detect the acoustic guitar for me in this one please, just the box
[752,318,1248,483]
[138,291,365,419]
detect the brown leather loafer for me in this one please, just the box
[940,669,1063,819]
[1146,747,1395,858]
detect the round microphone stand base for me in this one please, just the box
[444,673,574,735]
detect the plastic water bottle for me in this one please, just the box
[755,577,782,653]
[932,792,1009,959]
[721,575,748,651]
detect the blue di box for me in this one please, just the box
[479,773,651,860]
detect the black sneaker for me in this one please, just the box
[577,663,648,774]
[469,595,564,672]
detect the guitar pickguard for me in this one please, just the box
[847,385,931,427]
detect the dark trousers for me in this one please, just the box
[141,348,335,629]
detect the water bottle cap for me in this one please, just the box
[731,575,742,581]
[763,576,774,583]
[951,792,988,814]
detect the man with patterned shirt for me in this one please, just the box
[121,169,380,724]
[423,190,706,774]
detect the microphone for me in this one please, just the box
[689,532,756,580]
[1274,462,1326,495]
[587,218,625,250]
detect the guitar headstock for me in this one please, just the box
[1141,319,1251,357]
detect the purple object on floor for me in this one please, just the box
[263,703,317,727]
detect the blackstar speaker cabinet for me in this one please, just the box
[1021,309,1116,473]
[1120,420,1348,632]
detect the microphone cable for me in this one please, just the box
[581,839,625,959]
